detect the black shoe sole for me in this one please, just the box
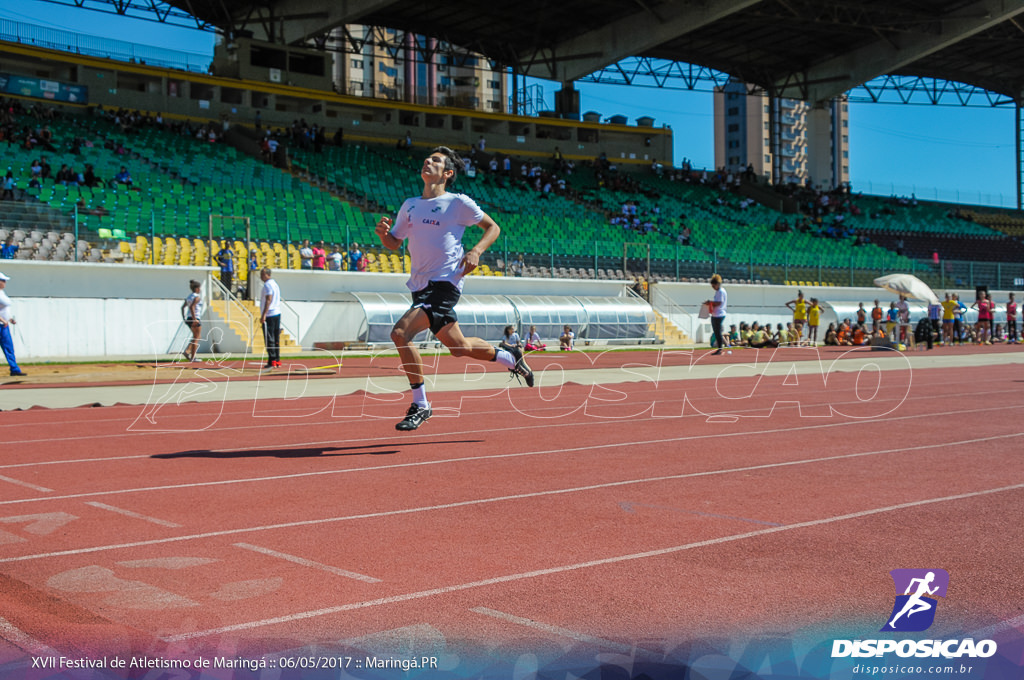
[396,410,431,431]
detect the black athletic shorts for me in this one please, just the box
[411,280,461,334]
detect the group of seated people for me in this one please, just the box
[501,325,577,353]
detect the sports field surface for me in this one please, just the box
[1,345,1022,679]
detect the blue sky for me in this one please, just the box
[2,1,1017,208]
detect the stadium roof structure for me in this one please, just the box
[144,0,1024,106]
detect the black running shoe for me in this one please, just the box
[396,403,431,431]
[509,346,535,387]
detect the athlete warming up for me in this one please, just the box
[376,146,534,431]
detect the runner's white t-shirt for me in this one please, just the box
[390,192,485,292]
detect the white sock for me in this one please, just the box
[494,348,515,369]
[411,383,429,408]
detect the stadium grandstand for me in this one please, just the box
[1,1,1024,359]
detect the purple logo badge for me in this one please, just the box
[881,569,949,632]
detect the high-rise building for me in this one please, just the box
[714,80,849,190]
[331,26,507,113]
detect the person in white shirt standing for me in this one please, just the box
[706,273,728,356]
[375,146,534,431]
[180,279,203,362]
[259,268,282,370]
[0,272,25,376]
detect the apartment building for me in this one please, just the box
[714,80,849,189]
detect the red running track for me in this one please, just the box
[0,359,1022,668]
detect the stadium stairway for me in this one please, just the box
[207,299,302,356]
[650,310,690,345]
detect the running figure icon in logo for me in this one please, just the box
[881,568,950,632]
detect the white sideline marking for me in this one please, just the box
[161,481,1024,642]
[470,606,638,653]
[1,431,1020,566]
[0,615,59,656]
[0,475,52,493]
[0,405,1019,509]
[85,501,181,528]
[234,543,381,583]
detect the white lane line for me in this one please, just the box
[2,431,1020,565]
[0,371,994,438]
[161,481,1024,642]
[0,475,52,493]
[84,501,181,528]
[0,403,1018,509]
[234,543,381,583]
[0,615,60,656]
[469,606,640,654]
[1,373,1017,450]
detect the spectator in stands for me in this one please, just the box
[524,325,546,352]
[180,279,203,362]
[560,325,575,351]
[114,166,133,187]
[82,164,100,188]
[1,236,18,259]
[40,157,51,181]
[510,254,524,277]
[56,164,75,186]
[329,245,343,271]
[259,268,282,370]
[333,127,344,146]
[312,240,327,271]
[216,242,234,292]
[705,273,728,356]
[299,239,313,269]
[347,242,363,272]
[0,272,25,376]
[1,171,14,201]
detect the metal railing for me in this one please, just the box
[0,19,211,73]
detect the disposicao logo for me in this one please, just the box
[881,568,949,632]
[831,569,998,659]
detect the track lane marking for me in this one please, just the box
[84,502,181,528]
[1,431,1020,564]
[233,543,381,583]
[0,475,52,493]
[160,481,1024,642]
[0,404,1017,507]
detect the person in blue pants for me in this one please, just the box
[0,272,25,376]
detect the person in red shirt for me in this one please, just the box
[311,240,327,270]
